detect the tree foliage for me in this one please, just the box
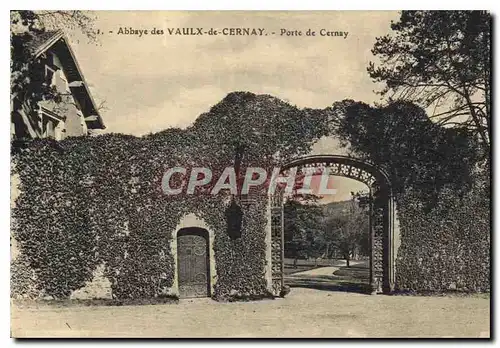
[284,198,324,260]
[368,10,491,155]
[332,100,481,205]
[33,11,98,42]
[322,198,369,267]
[284,195,369,266]
[329,94,489,288]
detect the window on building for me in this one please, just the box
[40,109,65,140]
[42,115,56,138]
[45,65,55,86]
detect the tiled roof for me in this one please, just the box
[25,30,62,55]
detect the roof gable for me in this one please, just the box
[28,30,105,130]
[26,30,62,55]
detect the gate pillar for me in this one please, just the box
[270,192,284,296]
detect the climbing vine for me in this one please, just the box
[11,92,489,300]
[11,92,329,300]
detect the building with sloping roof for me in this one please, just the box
[11,29,105,140]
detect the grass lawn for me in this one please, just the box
[283,257,367,275]
[285,260,372,293]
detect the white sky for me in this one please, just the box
[66,11,400,200]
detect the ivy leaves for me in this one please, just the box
[12,92,332,300]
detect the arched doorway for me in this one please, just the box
[177,227,210,298]
[269,155,397,295]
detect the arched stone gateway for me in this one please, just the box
[267,155,399,295]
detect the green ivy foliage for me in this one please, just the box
[11,92,329,300]
[331,99,490,292]
[396,185,490,292]
[13,139,97,298]
[12,92,489,300]
[10,254,38,299]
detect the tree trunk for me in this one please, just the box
[345,254,350,268]
[323,244,329,260]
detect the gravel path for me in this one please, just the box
[11,287,489,338]
[289,266,341,277]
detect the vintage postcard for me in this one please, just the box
[10,10,491,338]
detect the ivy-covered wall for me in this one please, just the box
[11,136,275,301]
[11,92,489,301]
[395,187,490,293]
[11,92,329,301]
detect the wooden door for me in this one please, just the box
[177,228,209,298]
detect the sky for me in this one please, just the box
[65,11,401,201]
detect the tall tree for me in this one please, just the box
[332,100,480,203]
[368,11,491,156]
[324,197,369,267]
[284,198,324,264]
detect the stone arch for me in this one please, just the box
[169,213,217,297]
[268,155,398,295]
